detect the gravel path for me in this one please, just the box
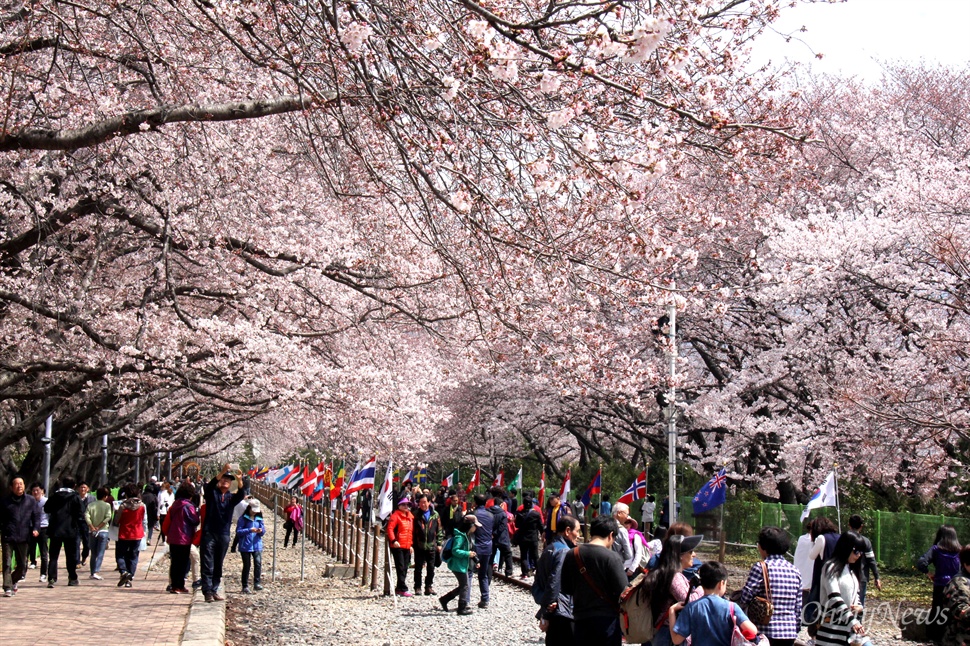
[222,521,543,646]
[220,513,932,645]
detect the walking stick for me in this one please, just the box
[145,531,163,580]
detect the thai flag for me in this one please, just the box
[618,470,647,505]
[346,456,377,495]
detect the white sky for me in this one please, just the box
[748,0,970,80]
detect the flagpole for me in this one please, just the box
[834,463,841,533]
[667,299,678,526]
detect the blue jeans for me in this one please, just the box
[115,539,140,576]
[477,554,492,602]
[241,551,261,589]
[200,532,230,594]
[90,532,109,575]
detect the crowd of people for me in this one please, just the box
[0,464,255,601]
[4,469,970,646]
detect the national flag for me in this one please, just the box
[417,466,428,485]
[271,464,294,485]
[559,469,571,501]
[618,470,647,505]
[346,455,377,495]
[693,468,729,515]
[465,468,481,494]
[344,460,360,498]
[508,467,522,492]
[311,475,326,502]
[330,461,345,500]
[441,468,458,488]
[255,466,269,480]
[538,468,546,509]
[800,471,838,521]
[282,465,303,489]
[492,470,504,488]
[401,468,415,485]
[323,462,333,489]
[300,464,318,497]
[378,461,395,520]
[580,469,602,507]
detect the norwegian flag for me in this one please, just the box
[617,470,647,505]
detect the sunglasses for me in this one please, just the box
[852,549,863,555]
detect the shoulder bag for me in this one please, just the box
[746,561,774,625]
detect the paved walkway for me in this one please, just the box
[0,551,193,646]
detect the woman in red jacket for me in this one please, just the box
[386,497,414,596]
[115,483,146,588]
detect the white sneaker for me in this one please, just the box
[28,563,36,569]
[89,573,103,580]
[39,574,47,583]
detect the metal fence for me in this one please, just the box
[250,481,392,593]
[680,496,970,571]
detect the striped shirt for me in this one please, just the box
[740,554,803,640]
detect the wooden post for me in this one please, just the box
[353,516,361,578]
[370,523,380,591]
[341,508,348,564]
[362,520,371,587]
[383,527,392,596]
[322,504,329,551]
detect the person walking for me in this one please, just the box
[806,516,841,639]
[571,494,587,540]
[283,496,303,548]
[488,491,514,577]
[472,493,496,609]
[75,481,93,566]
[44,476,85,588]
[815,532,872,646]
[157,482,174,544]
[942,545,970,646]
[622,517,648,579]
[610,503,633,571]
[559,515,629,646]
[515,494,543,578]
[386,496,415,596]
[114,483,146,588]
[640,494,656,537]
[235,499,265,594]
[740,526,803,646]
[917,524,962,643]
[793,521,815,619]
[543,493,573,543]
[28,483,49,579]
[229,495,252,554]
[439,513,481,615]
[412,493,443,596]
[644,533,705,646]
[200,464,247,602]
[669,561,760,646]
[85,486,113,580]
[847,515,881,606]
[164,482,199,594]
[533,516,580,646]
[141,483,159,545]
[1,475,41,597]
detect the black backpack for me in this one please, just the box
[441,535,455,561]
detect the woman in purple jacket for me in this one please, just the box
[917,524,962,642]
[165,482,199,594]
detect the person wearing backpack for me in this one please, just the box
[439,513,480,616]
[559,515,628,645]
[516,494,543,578]
[488,490,514,577]
[533,516,581,645]
[623,517,649,580]
[668,561,760,646]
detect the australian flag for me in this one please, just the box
[692,468,728,515]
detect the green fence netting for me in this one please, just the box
[681,496,969,571]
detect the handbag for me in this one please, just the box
[730,603,770,646]
[746,561,774,625]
